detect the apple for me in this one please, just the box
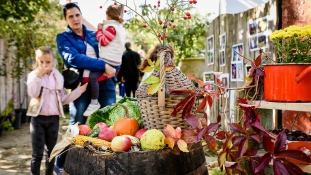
[135,128,148,140]
[98,128,117,142]
[93,122,108,131]
[111,136,132,152]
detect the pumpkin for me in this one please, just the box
[78,124,92,136]
[112,103,139,136]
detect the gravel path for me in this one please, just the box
[0,118,69,175]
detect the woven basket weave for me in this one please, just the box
[138,96,192,130]
[136,48,197,130]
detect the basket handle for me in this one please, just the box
[158,48,171,108]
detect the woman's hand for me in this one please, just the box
[77,82,88,93]
[104,64,116,78]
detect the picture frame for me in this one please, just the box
[219,73,229,98]
[248,16,268,51]
[203,71,215,91]
[231,43,244,63]
[219,33,226,50]
[219,50,226,67]
[206,35,214,65]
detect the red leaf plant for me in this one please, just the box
[169,68,311,174]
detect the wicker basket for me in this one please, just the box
[138,96,192,130]
[136,48,198,130]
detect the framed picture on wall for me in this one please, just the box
[249,16,268,51]
[231,62,244,82]
[231,43,244,62]
[219,50,226,67]
[219,33,226,50]
[203,71,215,91]
[206,35,214,65]
[219,73,229,98]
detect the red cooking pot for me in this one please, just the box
[264,63,311,102]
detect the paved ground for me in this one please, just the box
[0,118,68,175]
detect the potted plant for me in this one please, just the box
[0,96,16,135]
[265,25,311,102]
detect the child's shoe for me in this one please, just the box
[83,103,100,117]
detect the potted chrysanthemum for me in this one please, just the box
[264,25,311,102]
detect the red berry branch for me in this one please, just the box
[112,0,196,46]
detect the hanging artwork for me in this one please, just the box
[219,33,226,67]
[219,73,229,98]
[248,16,268,51]
[231,43,244,81]
[206,35,214,65]
[203,71,215,91]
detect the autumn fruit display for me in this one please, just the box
[111,136,132,152]
[98,128,117,142]
[140,129,166,151]
[78,125,91,136]
[135,128,148,140]
[93,122,109,131]
[112,103,139,136]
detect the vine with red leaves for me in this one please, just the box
[171,53,311,174]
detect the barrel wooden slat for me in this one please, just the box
[64,142,208,175]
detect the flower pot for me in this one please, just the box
[20,109,29,124]
[13,109,22,129]
[264,63,311,102]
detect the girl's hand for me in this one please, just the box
[77,82,88,93]
[37,66,49,78]
[97,23,103,30]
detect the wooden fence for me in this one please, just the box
[0,39,29,112]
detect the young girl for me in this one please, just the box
[27,46,87,175]
[83,4,125,116]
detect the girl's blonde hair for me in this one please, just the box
[106,4,124,23]
[34,46,57,68]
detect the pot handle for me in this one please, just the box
[295,65,311,84]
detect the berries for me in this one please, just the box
[114,2,117,5]
[124,10,127,13]
[186,12,190,16]
[143,24,147,28]
[158,33,162,38]
[159,20,163,25]
[172,24,176,28]
[99,6,102,9]
[171,7,175,12]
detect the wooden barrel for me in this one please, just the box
[64,142,208,175]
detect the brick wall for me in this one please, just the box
[282,0,311,28]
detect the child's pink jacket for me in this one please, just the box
[27,68,83,118]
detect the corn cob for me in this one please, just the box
[74,135,111,149]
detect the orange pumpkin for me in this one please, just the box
[113,103,139,136]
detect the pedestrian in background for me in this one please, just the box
[118,41,141,97]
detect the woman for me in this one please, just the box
[54,3,116,174]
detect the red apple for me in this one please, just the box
[135,128,148,140]
[93,122,108,131]
[111,136,132,152]
[98,128,117,142]
[78,125,91,136]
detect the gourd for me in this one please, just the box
[112,103,139,136]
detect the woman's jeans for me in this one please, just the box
[56,79,116,168]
